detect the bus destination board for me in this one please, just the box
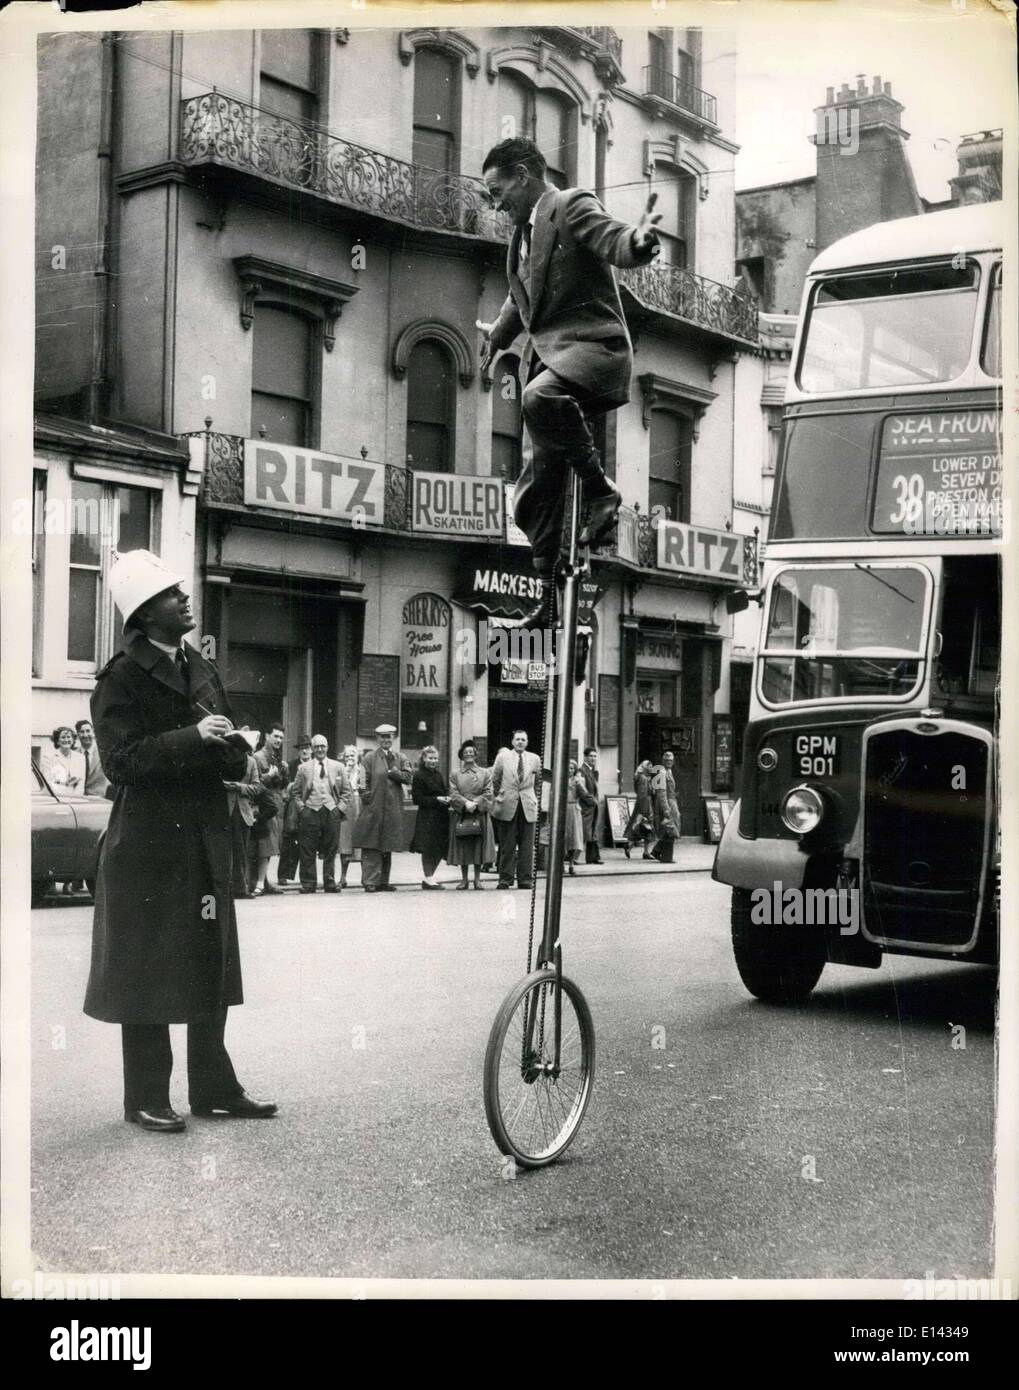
[872,409,1001,537]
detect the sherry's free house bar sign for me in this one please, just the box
[410,473,504,537]
[656,521,745,583]
[871,409,1002,536]
[244,440,385,525]
[401,593,451,695]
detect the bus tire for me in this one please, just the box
[731,886,825,1003]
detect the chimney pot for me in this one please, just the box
[840,82,852,100]
[873,75,882,94]
[826,86,834,104]
[856,75,867,95]
[884,81,892,97]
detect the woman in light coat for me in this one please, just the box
[564,759,585,876]
[447,740,496,890]
[338,745,363,888]
[43,725,84,791]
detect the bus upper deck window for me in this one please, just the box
[799,262,979,392]
[981,264,1001,377]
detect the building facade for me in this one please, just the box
[35,23,759,834]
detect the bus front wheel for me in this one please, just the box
[731,886,826,1003]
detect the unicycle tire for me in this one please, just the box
[484,967,595,1168]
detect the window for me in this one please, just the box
[32,471,45,676]
[675,37,694,100]
[413,48,459,172]
[981,263,1001,378]
[491,353,522,482]
[649,409,692,523]
[251,305,314,447]
[764,406,781,476]
[737,256,765,299]
[259,29,319,125]
[648,33,668,95]
[495,73,574,187]
[406,340,454,472]
[67,477,156,665]
[799,262,979,392]
[656,168,697,269]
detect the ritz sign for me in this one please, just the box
[243,440,385,525]
[401,593,451,696]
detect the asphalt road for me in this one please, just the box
[28,873,996,1283]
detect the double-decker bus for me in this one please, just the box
[715,202,1003,1002]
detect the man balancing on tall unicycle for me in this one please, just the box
[477,136,661,626]
[477,140,661,1168]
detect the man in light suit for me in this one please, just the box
[477,137,661,621]
[490,729,543,889]
[291,735,353,893]
[75,720,110,797]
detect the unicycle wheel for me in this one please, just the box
[483,967,595,1168]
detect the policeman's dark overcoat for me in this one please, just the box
[83,631,247,1024]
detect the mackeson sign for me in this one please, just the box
[656,520,745,583]
[411,472,504,537]
[243,440,385,525]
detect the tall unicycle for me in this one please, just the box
[483,477,596,1168]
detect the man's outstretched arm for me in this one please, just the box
[565,190,662,269]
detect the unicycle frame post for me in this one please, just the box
[537,478,584,973]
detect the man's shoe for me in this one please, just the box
[299,887,317,894]
[125,1107,186,1133]
[379,884,397,892]
[517,882,534,890]
[497,882,512,890]
[323,884,339,893]
[191,1092,278,1119]
[363,885,377,893]
[421,881,445,890]
[579,481,622,548]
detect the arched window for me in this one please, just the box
[495,72,574,187]
[406,340,454,472]
[491,353,522,481]
[413,47,459,172]
[251,304,314,447]
[649,408,692,524]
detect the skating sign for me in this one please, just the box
[410,473,504,537]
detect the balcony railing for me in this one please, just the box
[642,67,718,125]
[574,25,624,70]
[619,263,759,345]
[180,92,511,241]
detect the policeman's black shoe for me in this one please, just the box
[190,1092,278,1119]
[125,1107,186,1133]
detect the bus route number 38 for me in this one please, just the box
[796,734,839,777]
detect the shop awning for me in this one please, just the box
[454,547,606,623]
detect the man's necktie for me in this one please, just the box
[319,762,325,778]
[83,750,90,784]
[175,648,187,680]
[517,753,524,782]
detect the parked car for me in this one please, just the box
[31,759,110,905]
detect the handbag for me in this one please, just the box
[455,813,483,838]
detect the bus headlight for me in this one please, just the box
[780,785,825,834]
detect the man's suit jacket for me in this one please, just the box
[491,747,543,824]
[223,753,260,826]
[291,756,353,817]
[489,186,659,409]
[577,762,602,840]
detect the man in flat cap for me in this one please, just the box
[351,725,412,893]
[84,550,277,1133]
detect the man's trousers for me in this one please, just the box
[298,806,341,889]
[496,804,536,887]
[121,1009,241,1111]
[360,849,393,888]
[518,365,612,578]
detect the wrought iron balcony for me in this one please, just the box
[619,263,759,346]
[575,26,624,68]
[642,67,718,126]
[180,92,511,242]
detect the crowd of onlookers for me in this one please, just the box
[38,717,684,899]
[223,724,685,897]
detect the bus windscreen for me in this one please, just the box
[799,263,979,392]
